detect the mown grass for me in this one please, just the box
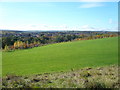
[2,65,119,88]
[2,37,118,76]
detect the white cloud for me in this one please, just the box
[0,24,118,31]
[79,25,95,31]
[78,25,118,31]
[0,24,69,31]
[79,2,104,8]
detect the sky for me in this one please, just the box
[0,1,118,31]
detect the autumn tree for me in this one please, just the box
[14,41,24,49]
[4,45,9,51]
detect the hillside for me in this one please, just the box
[2,65,119,88]
[2,37,118,76]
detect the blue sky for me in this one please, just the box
[0,2,118,31]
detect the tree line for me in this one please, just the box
[2,31,118,51]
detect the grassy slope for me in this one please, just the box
[2,37,118,76]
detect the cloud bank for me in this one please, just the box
[79,2,104,8]
[0,24,117,31]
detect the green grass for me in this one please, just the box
[2,37,118,76]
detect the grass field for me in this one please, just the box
[2,37,118,76]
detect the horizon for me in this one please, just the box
[1,29,118,32]
[0,2,118,31]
